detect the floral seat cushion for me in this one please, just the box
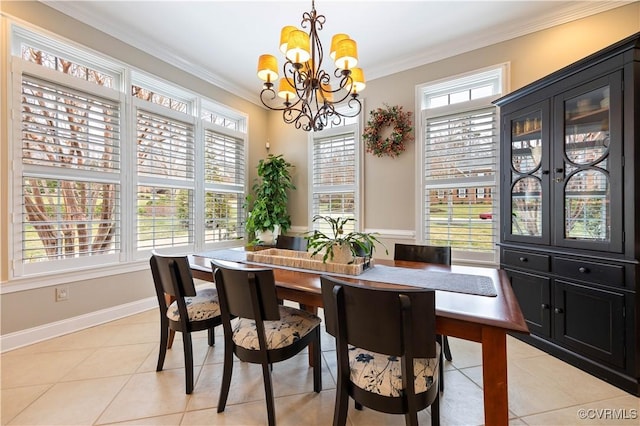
[348,343,440,397]
[232,305,321,350]
[167,286,220,322]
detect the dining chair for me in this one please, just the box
[149,252,222,394]
[211,260,322,426]
[275,235,308,251]
[394,243,453,392]
[321,275,440,426]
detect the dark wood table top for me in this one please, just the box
[190,253,529,335]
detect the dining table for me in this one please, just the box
[189,249,529,426]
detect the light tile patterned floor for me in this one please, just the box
[2,309,638,425]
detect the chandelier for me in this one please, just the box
[257,0,365,132]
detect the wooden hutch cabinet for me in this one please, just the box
[495,33,639,395]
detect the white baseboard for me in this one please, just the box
[0,297,157,353]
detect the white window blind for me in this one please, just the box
[20,75,121,265]
[136,107,195,250]
[203,129,245,243]
[136,110,194,180]
[311,128,357,234]
[424,106,498,253]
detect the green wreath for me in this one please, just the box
[363,104,413,157]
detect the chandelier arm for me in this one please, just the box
[260,87,306,112]
[340,96,363,117]
[327,87,357,105]
[283,107,307,128]
[317,69,331,86]
[317,103,335,129]
[336,73,354,91]
[309,18,324,78]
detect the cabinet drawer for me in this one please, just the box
[553,257,625,287]
[503,249,550,273]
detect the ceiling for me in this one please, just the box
[43,1,628,105]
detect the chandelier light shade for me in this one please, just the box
[334,38,358,70]
[279,26,298,53]
[257,0,364,131]
[350,67,366,94]
[257,54,278,83]
[278,77,297,101]
[285,30,311,64]
[330,33,350,60]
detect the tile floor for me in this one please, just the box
[1,308,638,425]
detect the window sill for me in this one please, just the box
[1,260,150,294]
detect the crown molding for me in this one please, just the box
[41,0,262,106]
[43,1,630,105]
[366,1,632,82]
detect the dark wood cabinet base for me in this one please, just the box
[496,33,640,398]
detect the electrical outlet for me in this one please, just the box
[55,286,69,302]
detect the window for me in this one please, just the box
[203,128,245,243]
[15,48,123,275]
[202,106,244,132]
[134,105,196,252]
[418,65,506,264]
[309,123,360,234]
[9,25,247,278]
[422,68,503,109]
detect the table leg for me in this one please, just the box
[481,327,509,426]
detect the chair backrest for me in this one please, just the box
[320,276,436,359]
[150,252,197,300]
[394,243,451,266]
[212,260,280,321]
[276,235,308,251]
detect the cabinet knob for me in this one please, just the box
[555,167,564,173]
[542,170,550,175]
[541,303,550,310]
[554,307,564,314]
[578,267,589,273]
[519,257,528,262]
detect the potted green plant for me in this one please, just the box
[244,154,295,245]
[305,215,387,263]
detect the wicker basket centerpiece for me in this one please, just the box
[246,248,371,275]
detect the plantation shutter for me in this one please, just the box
[311,129,357,234]
[203,129,245,243]
[136,107,195,250]
[424,106,498,251]
[20,75,121,264]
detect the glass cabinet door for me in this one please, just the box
[554,72,623,252]
[506,102,550,244]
